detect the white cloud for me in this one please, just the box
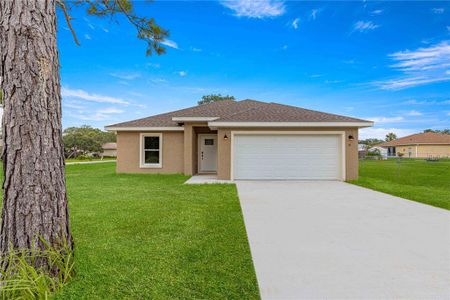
[377,41,450,89]
[220,0,285,18]
[431,8,445,14]
[84,34,91,40]
[406,110,423,116]
[353,21,379,33]
[109,72,141,80]
[371,9,383,15]
[146,62,160,68]
[281,45,288,50]
[161,39,178,49]
[62,87,130,105]
[178,71,187,77]
[447,26,450,32]
[191,47,202,52]
[291,18,300,29]
[310,9,320,20]
[369,116,404,123]
[402,99,450,105]
[448,112,450,116]
[150,78,168,84]
[98,107,124,114]
[102,28,109,33]
[359,127,416,140]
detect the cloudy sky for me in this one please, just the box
[58,1,450,139]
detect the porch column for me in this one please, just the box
[184,124,194,175]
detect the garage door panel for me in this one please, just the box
[233,134,342,180]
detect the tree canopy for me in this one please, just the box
[198,94,235,105]
[359,138,384,147]
[385,132,397,142]
[424,129,450,135]
[63,126,116,158]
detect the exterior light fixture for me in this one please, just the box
[224,134,228,140]
[348,135,354,141]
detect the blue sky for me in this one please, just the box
[57,0,450,139]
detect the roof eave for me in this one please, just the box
[207,121,374,128]
[105,126,184,132]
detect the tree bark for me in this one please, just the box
[0,0,72,266]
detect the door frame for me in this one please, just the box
[230,131,346,181]
[197,133,218,174]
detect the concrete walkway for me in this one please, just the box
[184,175,233,184]
[66,160,116,165]
[236,181,450,299]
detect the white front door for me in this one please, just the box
[199,134,217,173]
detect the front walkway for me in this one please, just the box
[236,180,450,299]
[184,174,233,184]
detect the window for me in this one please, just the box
[140,133,162,168]
[204,139,214,145]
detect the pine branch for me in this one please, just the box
[56,0,80,46]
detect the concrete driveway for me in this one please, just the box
[236,181,450,299]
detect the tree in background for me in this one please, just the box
[359,138,384,148]
[198,94,235,105]
[0,0,167,273]
[63,126,116,158]
[424,129,450,135]
[385,132,397,142]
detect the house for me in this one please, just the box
[105,100,373,180]
[368,146,388,159]
[378,132,450,158]
[102,142,117,157]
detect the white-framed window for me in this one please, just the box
[140,133,162,168]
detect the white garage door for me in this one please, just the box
[233,134,343,180]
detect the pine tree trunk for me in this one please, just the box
[0,0,72,266]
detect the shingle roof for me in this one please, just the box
[379,132,450,147]
[107,99,371,128]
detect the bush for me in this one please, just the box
[0,238,74,299]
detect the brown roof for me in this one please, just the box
[379,132,450,147]
[107,99,371,128]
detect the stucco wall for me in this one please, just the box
[216,127,359,181]
[396,144,450,158]
[116,131,184,173]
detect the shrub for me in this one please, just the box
[0,238,74,299]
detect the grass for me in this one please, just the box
[349,158,450,210]
[0,164,259,299]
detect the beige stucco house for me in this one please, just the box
[105,100,373,180]
[101,142,117,157]
[379,132,450,158]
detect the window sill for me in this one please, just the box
[140,164,162,169]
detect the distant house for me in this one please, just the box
[368,146,388,159]
[102,142,117,157]
[378,132,450,158]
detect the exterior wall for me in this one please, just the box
[102,149,117,157]
[116,131,184,173]
[216,127,359,181]
[395,144,450,158]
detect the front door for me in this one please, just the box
[198,134,217,173]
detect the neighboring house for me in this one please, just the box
[379,132,450,158]
[105,100,373,180]
[102,142,117,157]
[358,144,368,159]
[368,146,388,159]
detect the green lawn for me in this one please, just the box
[1,163,259,299]
[350,159,450,210]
